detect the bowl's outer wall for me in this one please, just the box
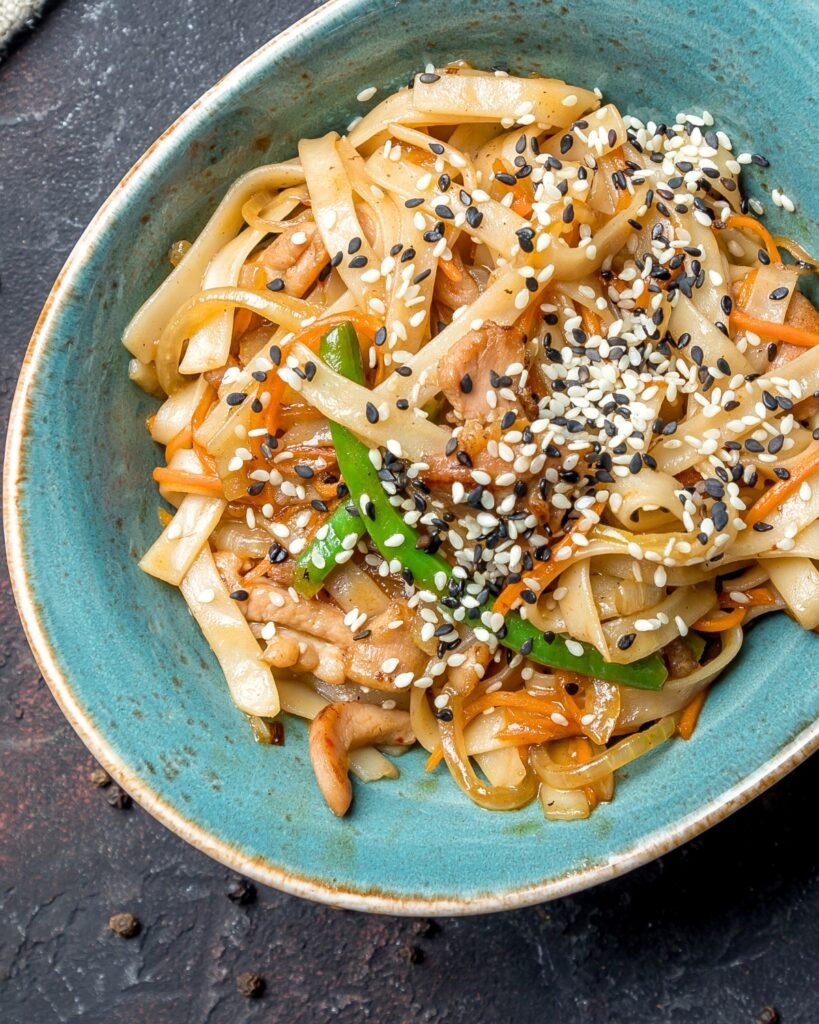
[7,0,819,909]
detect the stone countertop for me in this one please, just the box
[0,2,817,1021]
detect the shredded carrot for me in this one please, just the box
[579,306,603,338]
[464,691,565,722]
[733,268,758,310]
[152,467,224,497]
[164,425,193,461]
[719,586,775,609]
[191,384,217,470]
[731,309,819,349]
[157,507,173,528]
[745,445,819,526]
[692,606,746,632]
[492,502,605,617]
[678,690,709,740]
[437,253,464,283]
[231,307,259,341]
[721,214,779,266]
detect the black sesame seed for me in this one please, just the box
[365,402,379,424]
[617,633,636,651]
[349,255,368,268]
[266,278,285,292]
[294,464,314,479]
[226,392,246,406]
[404,197,424,208]
[460,373,473,394]
[769,287,789,301]
[465,207,484,229]
[752,522,773,532]
[419,72,440,83]
[268,543,288,563]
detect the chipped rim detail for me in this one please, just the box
[4,0,819,916]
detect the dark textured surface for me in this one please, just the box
[1,1,818,1021]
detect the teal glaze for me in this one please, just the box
[6,0,819,913]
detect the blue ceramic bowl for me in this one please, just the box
[5,0,819,914]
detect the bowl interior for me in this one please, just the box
[8,0,819,912]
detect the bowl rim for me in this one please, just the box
[4,0,819,916]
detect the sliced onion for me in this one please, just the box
[530,714,678,790]
[539,783,591,821]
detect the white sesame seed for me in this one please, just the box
[357,86,377,102]
[381,657,399,673]
[383,533,405,548]
[565,639,584,657]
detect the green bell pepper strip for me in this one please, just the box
[317,323,668,690]
[293,504,363,597]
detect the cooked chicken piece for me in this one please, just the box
[246,584,351,645]
[344,602,429,689]
[446,642,491,696]
[261,627,347,685]
[245,585,428,692]
[309,703,415,815]
[437,321,528,422]
[255,222,327,296]
[772,292,819,418]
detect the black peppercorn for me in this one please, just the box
[226,876,256,905]
[108,912,140,938]
[236,972,265,998]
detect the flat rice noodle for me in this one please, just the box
[539,103,627,161]
[150,376,208,445]
[412,72,598,131]
[678,215,732,323]
[387,122,479,190]
[653,344,819,475]
[384,202,439,356]
[600,582,716,663]
[180,546,280,717]
[123,163,305,363]
[155,287,318,396]
[764,557,819,629]
[557,560,610,658]
[669,294,752,377]
[285,340,449,458]
[300,133,385,310]
[179,227,267,374]
[365,149,527,260]
[139,494,226,585]
[730,469,819,559]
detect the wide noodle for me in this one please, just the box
[126,64,818,821]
